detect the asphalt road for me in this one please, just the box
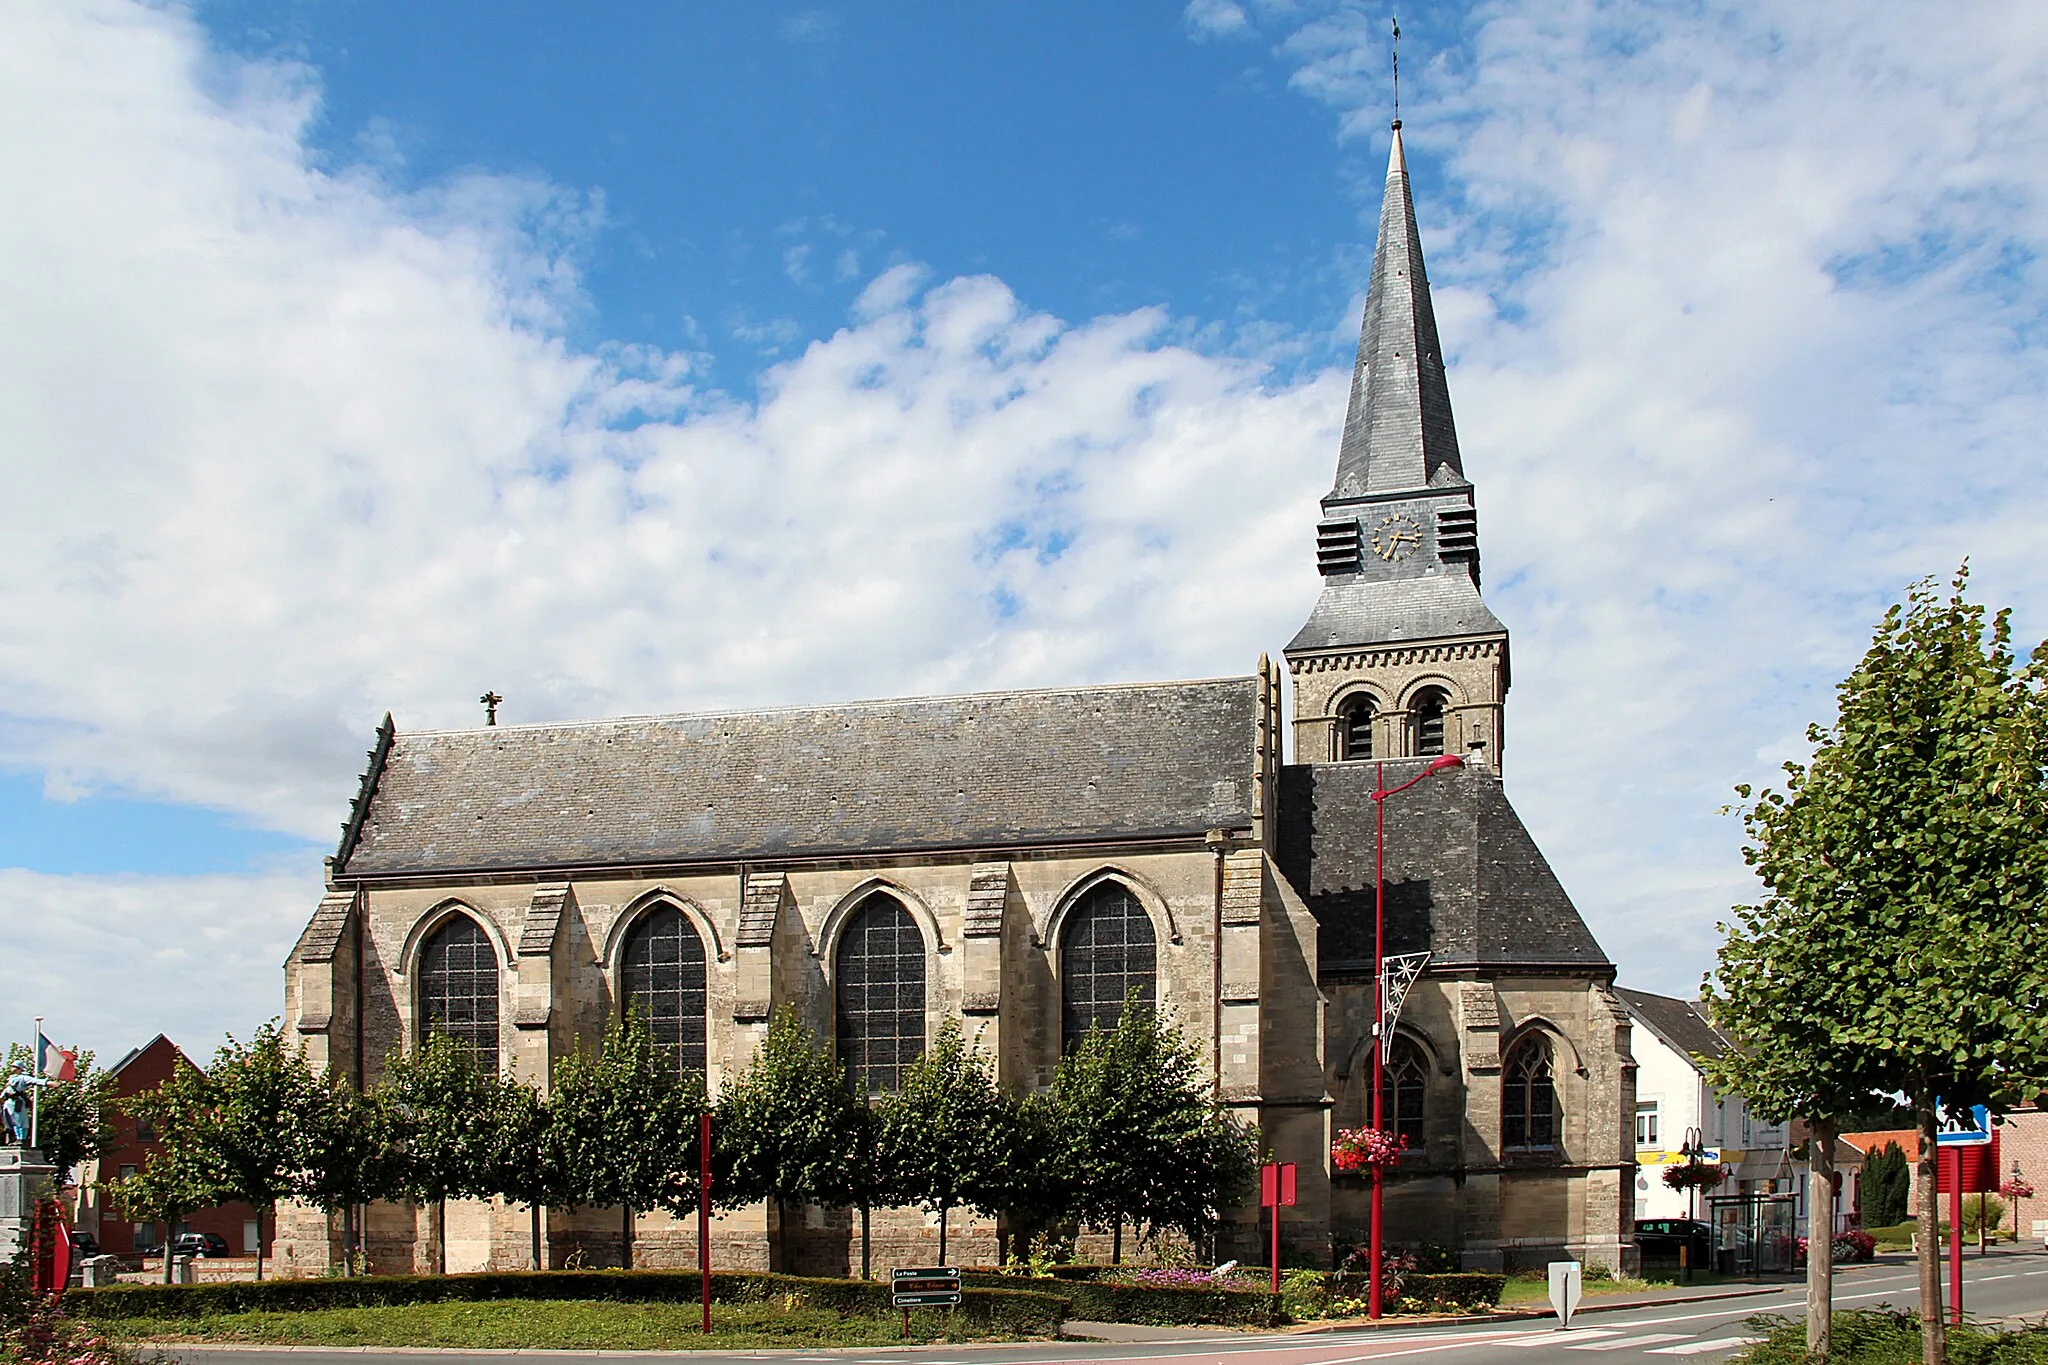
[157,1248,2048,1365]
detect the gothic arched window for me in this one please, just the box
[1388,1035,1428,1150]
[1502,1033,1559,1150]
[621,905,709,1081]
[419,914,500,1073]
[1338,694,1377,761]
[1414,687,1449,757]
[1060,881,1157,1050]
[835,894,926,1093]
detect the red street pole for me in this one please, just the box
[1949,1154,1964,1326]
[700,1111,714,1335]
[1370,761,1386,1320]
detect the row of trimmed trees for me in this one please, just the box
[93,1003,1256,1280]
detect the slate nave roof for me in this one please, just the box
[333,676,1261,879]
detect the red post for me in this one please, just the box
[1260,1163,1296,1296]
[700,1111,714,1335]
[1370,762,1386,1320]
[1950,1162,1964,1326]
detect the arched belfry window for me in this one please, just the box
[1387,1035,1428,1149]
[1060,881,1157,1050]
[1414,688,1448,757]
[834,894,926,1093]
[419,914,500,1073]
[1502,1033,1560,1150]
[621,905,709,1080]
[1338,695,1377,761]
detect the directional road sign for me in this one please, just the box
[890,1266,962,1309]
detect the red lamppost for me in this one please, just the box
[1369,753,1465,1319]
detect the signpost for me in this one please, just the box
[890,1266,963,1338]
[1935,1106,1997,1326]
[1260,1162,1297,1296]
[1548,1260,1583,1330]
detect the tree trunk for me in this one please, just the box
[1807,1120,1835,1357]
[622,1205,633,1271]
[1915,1095,1944,1365]
[1112,1217,1123,1266]
[860,1203,871,1281]
[255,1206,266,1282]
[531,1203,543,1271]
[343,1204,355,1277]
[437,1197,447,1277]
[938,1204,950,1265]
[163,1214,177,1285]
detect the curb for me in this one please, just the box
[1276,1283,1787,1335]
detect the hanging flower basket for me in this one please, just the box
[2001,1179,2035,1201]
[1332,1125,1408,1171]
[1662,1162,1729,1192]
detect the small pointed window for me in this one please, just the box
[1387,1035,1427,1149]
[1338,695,1376,761]
[1502,1033,1559,1150]
[1414,688,1448,756]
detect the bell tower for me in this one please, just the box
[1285,122,1509,771]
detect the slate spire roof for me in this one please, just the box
[1330,123,1464,501]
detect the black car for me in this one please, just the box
[1634,1218,1712,1264]
[67,1229,99,1259]
[172,1231,233,1258]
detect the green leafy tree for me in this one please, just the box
[875,1018,1004,1265]
[1047,999,1258,1261]
[982,1087,1074,1266]
[385,1033,504,1274]
[714,1007,859,1271]
[1864,1142,1911,1229]
[293,1071,408,1276]
[107,1057,225,1283]
[546,1013,704,1268]
[199,1022,327,1279]
[477,1072,555,1270]
[1705,570,2048,1365]
[2,1043,116,1187]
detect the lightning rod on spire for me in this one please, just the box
[1391,14,1401,129]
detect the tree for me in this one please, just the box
[1704,570,2048,1365]
[1865,1142,1911,1229]
[293,1071,408,1275]
[107,1056,224,1283]
[546,1013,704,1269]
[1,1043,116,1188]
[875,1019,1004,1265]
[1046,1000,1258,1261]
[385,1033,504,1274]
[477,1073,554,1271]
[714,1007,859,1271]
[199,1023,327,1279]
[981,1088,1073,1266]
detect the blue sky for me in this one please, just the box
[3,0,2045,1059]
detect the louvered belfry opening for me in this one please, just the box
[1060,881,1157,1051]
[1388,1035,1428,1148]
[835,893,927,1093]
[1414,687,1448,756]
[621,905,709,1080]
[1339,694,1377,760]
[1502,1033,1559,1150]
[419,914,501,1072]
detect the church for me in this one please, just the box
[277,124,1636,1278]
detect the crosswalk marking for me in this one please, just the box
[1567,1334,1690,1351]
[1648,1337,1757,1356]
[1504,1328,1620,1346]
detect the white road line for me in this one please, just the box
[1501,1329,1621,1347]
[1979,1274,2017,1281]
[1647,1339,1756,1357]
[1565,1334,1690,1351]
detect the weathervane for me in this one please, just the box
[1391,14,1402,128]
[480,691,503,726]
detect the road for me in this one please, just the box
[158,1248,2048,1365]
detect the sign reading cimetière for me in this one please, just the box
[890,1266,963,1309]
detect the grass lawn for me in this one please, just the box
[97,1300,1042,1351]
[1498,1274,1672,1306]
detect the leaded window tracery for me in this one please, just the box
[419,914,500,1073]
[1387,1035,1428,1149]
[835,894,926,1093]
[1059,881,1157,1050]
[1502,1033,1559,1150]
[621,905,709,1080]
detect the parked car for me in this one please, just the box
[66,1229,99,1258]
[171,1231,233,1258]
[1634,1218,1713,1264]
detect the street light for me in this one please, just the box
[1368,752,1465,1320]
[1678,1128,1708,1283]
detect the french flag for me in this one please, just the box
[36,1034,76,1083]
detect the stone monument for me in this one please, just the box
[0,1144,57,1263]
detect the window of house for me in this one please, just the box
[133,1117,155,1142]
[1338,695,1377,760]
[1636,1101,1660,1148]
[418,914,500,1073]
[118,1164,137,1181]
[1060,881,1158,1051]
[621,904,709,1080]
[1502,1033,1559,1150]
[1387,1036,1428,1149]
[1414,688,1449,756]
[835,894,927,1093]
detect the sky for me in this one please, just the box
[3,0,2045,1064]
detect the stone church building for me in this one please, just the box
[277,125,1635,1277]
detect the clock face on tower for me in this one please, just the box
[1370,512,1424,562]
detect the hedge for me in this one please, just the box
[1395,1273,1507,1312]
[68,1270,1066,1337]
[959,1273,1272,1326]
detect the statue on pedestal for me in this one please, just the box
[1,1075,34,1147]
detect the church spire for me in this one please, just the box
[1329,123,1463,500]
